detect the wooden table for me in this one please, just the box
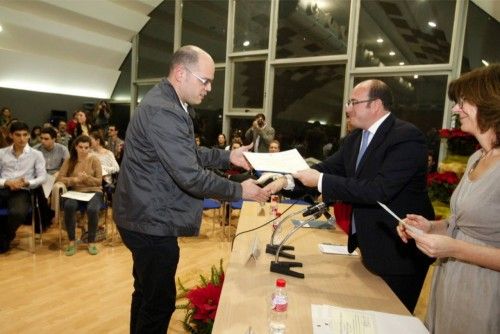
[212,202,410,333]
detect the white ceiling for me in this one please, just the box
[0,0,162,98]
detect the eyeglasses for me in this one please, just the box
[452,98,466,109]
[345,98,377,108]
[185,67,213,87]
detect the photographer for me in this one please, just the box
[244,113,275,152]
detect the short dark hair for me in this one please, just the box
[368,80,393,110]
[9,121,29,133]
[254,113,266,121]
[41,127,57,139]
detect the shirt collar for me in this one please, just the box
[9,144,31,155]
[366,112,391,135]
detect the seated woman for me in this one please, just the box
[89,131,119,186]
[56,135,103,256]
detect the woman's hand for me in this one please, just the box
[407,230,457,259]
[397,214,433,243]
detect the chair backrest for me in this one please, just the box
[203,198,221,210]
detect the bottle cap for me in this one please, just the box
[276,278,286,287]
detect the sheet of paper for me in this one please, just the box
[312,305,429,334]
[318,243,358,256]
[42,173,56,198]
[243,149,310,174]
[61,191,95,202]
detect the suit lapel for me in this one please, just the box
[355,114,395,176]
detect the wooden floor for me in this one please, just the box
[0,212,234,334]
[0,211,432,333]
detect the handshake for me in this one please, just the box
[240,173,289,203]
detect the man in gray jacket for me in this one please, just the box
[113,45,270,334]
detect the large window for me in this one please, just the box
[233,0,271,52]
[137,1,175,78]
[276,0,350,59]
[354,75,448,156]
[232,59,266,109]
[182,0,228,63]
[461,2,500,72]
[356,0,456,67]
[272,64,346,160]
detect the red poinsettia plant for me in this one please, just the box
[176,260,225,334]
[439,128,478,156]
[427,171,460,204]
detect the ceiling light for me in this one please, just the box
[399,62,405,66]
[0,25,3,32]
[428,21,437,28]
[389,51,395,56]
[414,74,419,79]
[376,38,383,43]
[482,59,490,66]
[243,40,250,47]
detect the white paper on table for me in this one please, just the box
[312,305,429,334]
[318,243,358,256]
[42,174,56,198]
[61,191,95,202]
[243,149,310,174]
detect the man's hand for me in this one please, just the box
[293,169,320,187]
[5,178,26,191]
[230,143,253,170]
[263,177,287,194]
[241,179,270,202]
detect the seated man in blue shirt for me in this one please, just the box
[0,122,46,253]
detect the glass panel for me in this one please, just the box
[137,1,175,79]
[461,2,500,73]
[272,64,346,160]
[229,117,254,145]
[111,51,131,102]
[276,0,350,58]
[137,84,156,104]
[233,0,271,52]
[182,0,228,63]
[232,60,265,109]
[353,75,448,156]
[356,0,456,67]
[195,69,225,147]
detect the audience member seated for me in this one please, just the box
[90,131,119,186]
[30,126,42,147]
[35,127,69,175]
[213,133,227,150]
[106,124,124,164]
[269,139,280,153]
[56,135,103,256]
[66,110,78,137]
[0,107,13,127]
[0,122,47,253]
[74,109,92,137]
[56,120,72,148]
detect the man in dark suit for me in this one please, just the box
[267,79,434,312]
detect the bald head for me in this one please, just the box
[167,45,215,106]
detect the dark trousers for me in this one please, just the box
[380,268,429,313]
[63,193,103,242]
[118,226,179,334]
[0,188,31,252]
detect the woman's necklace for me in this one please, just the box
[468,148,496,176]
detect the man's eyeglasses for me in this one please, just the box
[345,98,377,108]
[185,67,213,87]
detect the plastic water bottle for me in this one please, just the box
[269,278,288,334]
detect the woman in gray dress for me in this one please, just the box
[398,64,500,334]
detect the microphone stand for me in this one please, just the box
[265,207,308,259]
[270,210,324,279]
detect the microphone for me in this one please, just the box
[302,202,327,217]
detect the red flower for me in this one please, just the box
[187,283,222,322]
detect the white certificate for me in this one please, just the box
[243,149,310,174]
[61,191,95,202]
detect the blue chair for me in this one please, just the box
[203,199,223,236]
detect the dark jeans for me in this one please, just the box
[118,226,180,334]
[0,188,31,252]
[63,192,103,242]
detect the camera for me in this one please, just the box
[257,118,265,127]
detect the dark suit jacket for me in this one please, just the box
[316,114,434,276]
